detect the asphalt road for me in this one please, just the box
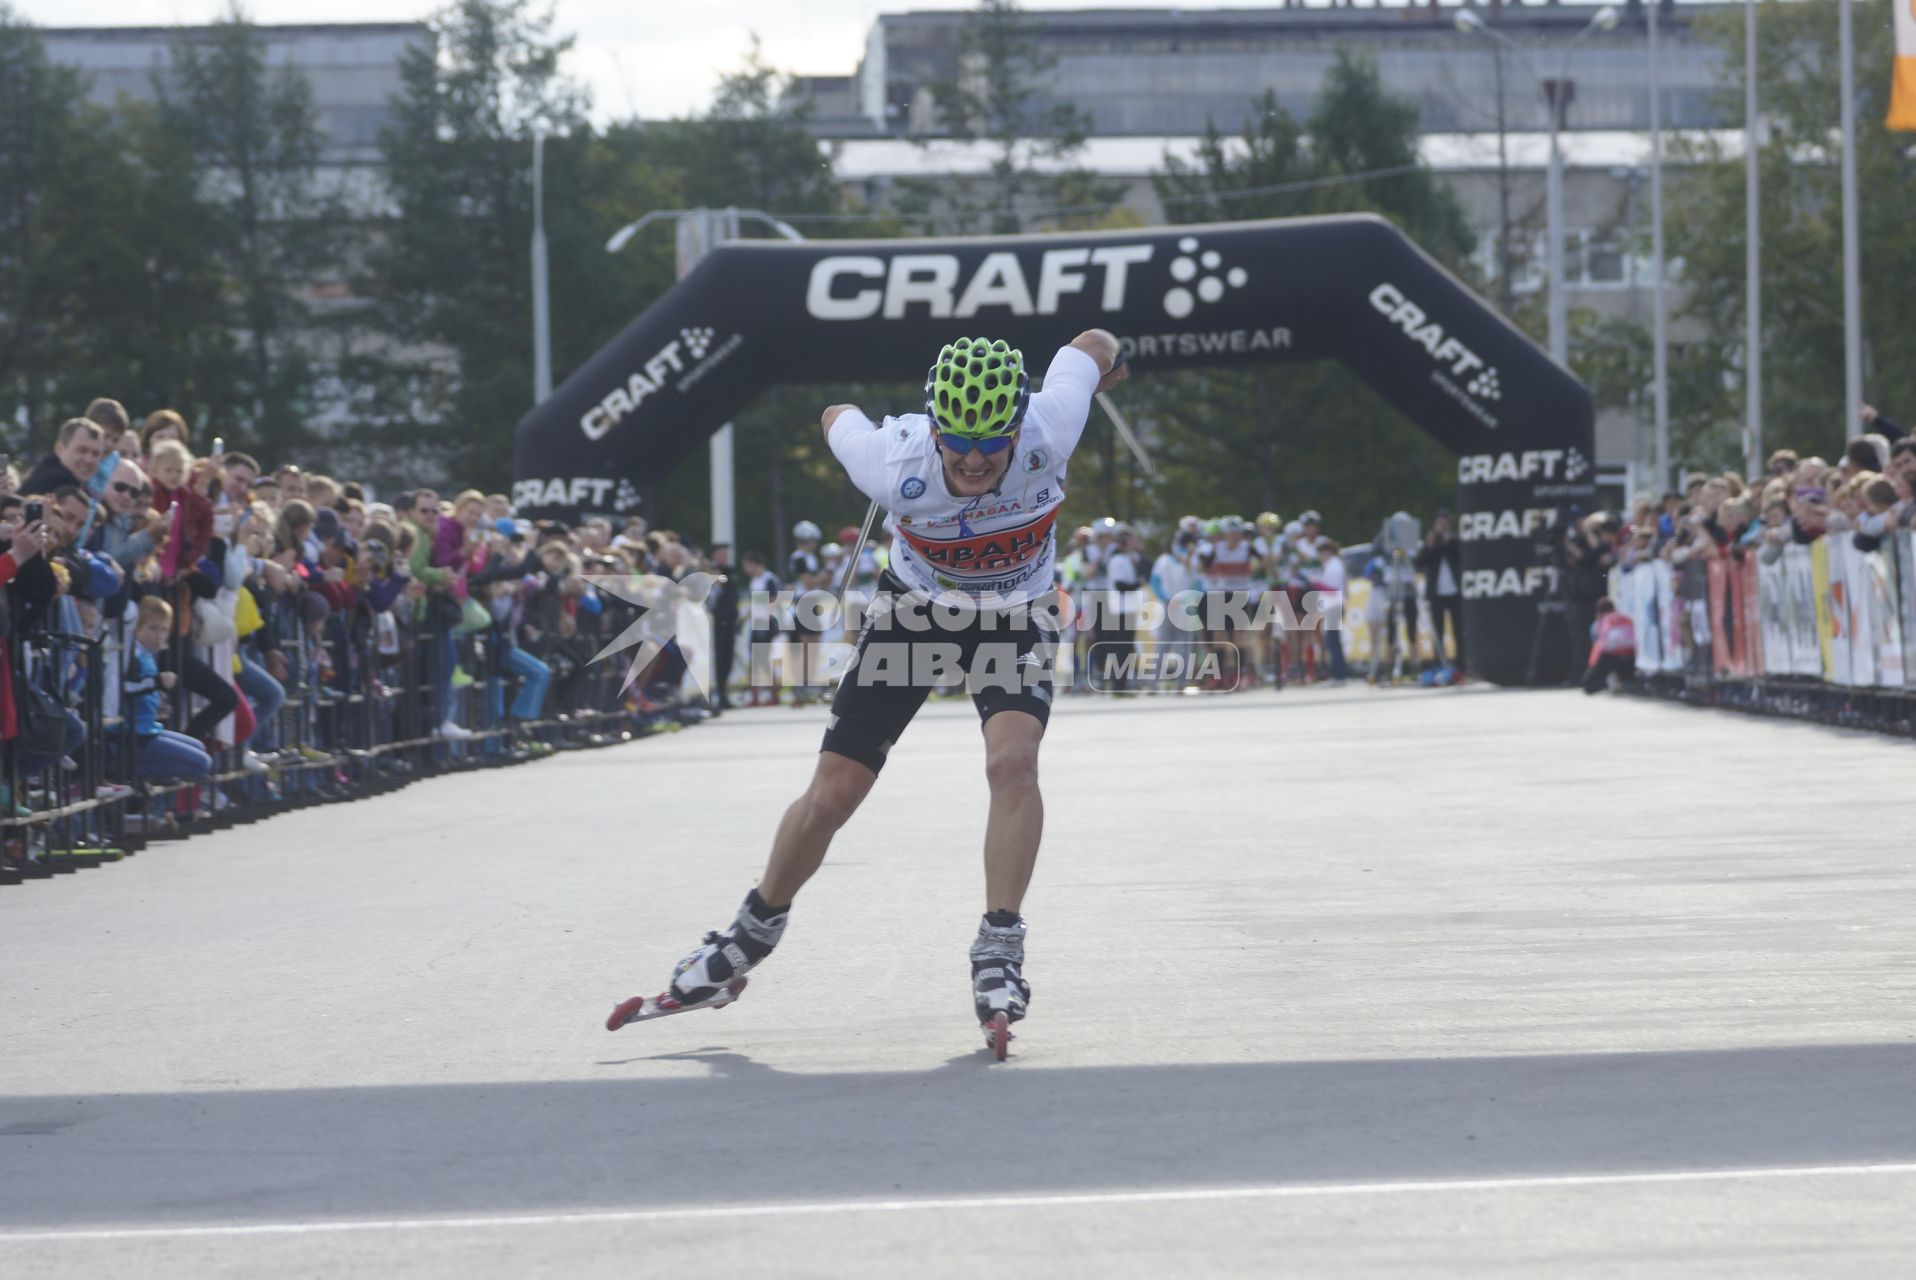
[3,685,1913,1277]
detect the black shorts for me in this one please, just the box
[821,573,1058,775]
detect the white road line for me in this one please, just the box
[6,1162,1916,1245]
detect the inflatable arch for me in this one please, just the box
[513,215,1595,685]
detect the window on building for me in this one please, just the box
[1503,229,1634,293]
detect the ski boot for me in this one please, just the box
[606,888,790,1030]
[971,911,1031,1061]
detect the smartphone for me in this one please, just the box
[24,500,42,524]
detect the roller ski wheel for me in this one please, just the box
[985,1011,1012,1062]
[605,977,748,1030]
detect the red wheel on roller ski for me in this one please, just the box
[606,996,645,1031]
[990,1012,1010,1062]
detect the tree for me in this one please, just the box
[631,48,899,560]
[43,98,242,435]
[1658,0,1915,470]
[158,6,343,454]
[366,0,699,488]
[635,41,844,220]
[894,0,1123,234]
[0,8,236,444]
[0,7,91,431]
[1307,53,1475,268]
[1124,52,1478,540]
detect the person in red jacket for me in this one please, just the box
[147,441,216,577]
[1584,597,1637,694]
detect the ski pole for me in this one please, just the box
[1095,353,1153,478]
[837,499,879,619]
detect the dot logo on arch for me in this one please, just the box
[1163,237,1249,319]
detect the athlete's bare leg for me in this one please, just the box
[757,751,877,904]
[981,710,1045,913]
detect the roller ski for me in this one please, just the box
[606,977,749,1029]
[605,889,788,1032]
[972,912,1031,1062]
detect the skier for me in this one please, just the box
[610,331,1127,1052]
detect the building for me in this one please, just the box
[40,23,443,467]
[41,23,427,165]
[792,1,1723,139]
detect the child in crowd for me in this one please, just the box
[1584,596,1637,695]
[126,597,212,783]
[1853,476,1899,549]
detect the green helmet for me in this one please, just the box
[924,337,1030,438]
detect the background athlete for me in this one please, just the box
[610,329,1126,1044]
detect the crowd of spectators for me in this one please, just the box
[1,398,723,882]
[1570,404,1916,691]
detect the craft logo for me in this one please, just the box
[1457,450,1575,483]
[1161,236,1249,319]
[514,474,643,514]
[1461,566,1562,599]
[1458,508,1561,541]
[579,324,741,440]
[807,245,1157,321]
[1368,282,1500,424]
[513,476,617,509]
[804,236,1255,327]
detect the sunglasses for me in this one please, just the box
[935,431,1014,457]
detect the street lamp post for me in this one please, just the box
[1837,0,1863,428]
[1745,0,1763,476]
[531,130,552,404]
[1457,5,1620,368]
[605,208,806,549]
[1650,0,1671,496]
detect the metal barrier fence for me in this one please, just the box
[1,582,687,885]
[1609,529,1916,737]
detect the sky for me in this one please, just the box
[18,0,1356,122]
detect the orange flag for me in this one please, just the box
[1893,0,1916,130]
